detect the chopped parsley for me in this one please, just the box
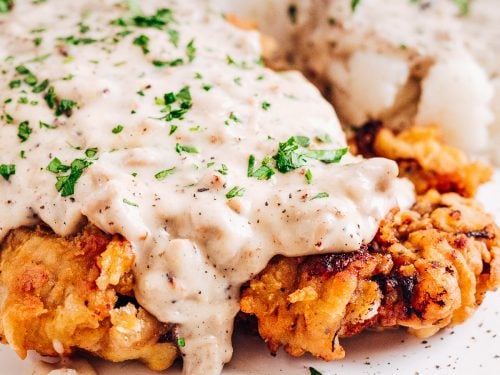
[155,167,176,181]
[169,124,178,135]
[186,39,196,62]
[123,198,139,207]
[33,79,49,93]
[47,149,98,197]
[226,186,245,199]
[39,121,56,129]
[175,143,198,154]
[247,155,275,180]
[153,58,183,67]
[202,83,212,91]
[167,29,179,47]
[17,121,32,142]
[9,80,21,89]
[261,101,271,111]
[0,0,14,13]
[112,124,124,134]
[0,164,15,181]
[310,192,329,200]
[217,164,228,175]
[309,367,323,375]
[133,34,150,54]
[451,0,469,15]
[351,0,361,12]
[273,136,348,173]
[156,86,192,121]
[224,112,241,126]
[44,86,78,117]
[305,168,313,184]
[177,337,186,347]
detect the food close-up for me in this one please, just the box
[0,1,499,374]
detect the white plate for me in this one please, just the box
[1,171,499,374]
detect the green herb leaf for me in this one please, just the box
[0,0,14,13]
[273,137,308,173]
[169,124,178,135]
[112,124,124,134]
[39,121,56,129]
[17,121,32,142]
[309,367,323,375]
[261,101,271,110]
[226,186,245,199]
[186,39,196,62]
[305,168,312,184]
[155,167,176,181]
[304,147,348,164]
[133,34,150,54]
[293,135,310,147]
[0,164,15,181]
[33,79,49,93]
[351,0,361,12]
[175,143,198,154]
[310,192,329,200]
[177,337,186,347]
[123,198,139,207]
[217,164,228,175]
[248,155,275,180]
[47,157,70,173]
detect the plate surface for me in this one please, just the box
[1,170,499,374]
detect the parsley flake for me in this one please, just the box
[247,155,275,180]
[309,367,323,375]
[0,164,15,181]
[175,143,198,154]
[155,167,176,181]
[112,124,124,134]
[310,192,329,200]
[226,186,245,199]
[17,121,32,142]
[123,198,139,207]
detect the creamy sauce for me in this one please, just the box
[0,1,412,374]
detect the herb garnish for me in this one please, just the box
[305,168,313,184]
[177,337,186,347]
[17,121,32,142]
[351,0,361,12]
[156,86,192,121]
[310,192,329,200]
[47,148,98,197]
[261,101,271,111]
[309,367,323,375]
[175,143,198,154]
[112,124,124,134]
[0,0,14,13]
[155,167,176,181]
[247,155,275,180]
[0,164,15,181]
[123,198,139,207]
[186,39,196,62]
[133,34,150,54]
[273,136,347,173]
[226,186,245,199]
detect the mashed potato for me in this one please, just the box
[224,0,500,163]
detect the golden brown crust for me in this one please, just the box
[240,190,500,360]
[353,122,492,197]
[0,225,177,371]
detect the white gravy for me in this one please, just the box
[0,1,413,374]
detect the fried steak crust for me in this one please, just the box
[0,225,177,371]
[240,190,500,361]
[353,121,492,198]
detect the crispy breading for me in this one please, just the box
[353,122,492,197]
[0,225,177,371]
[240,190,500,360]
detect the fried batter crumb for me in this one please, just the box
[241,190,500,360]
[0,224,177,371]
[353,122,492,197]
